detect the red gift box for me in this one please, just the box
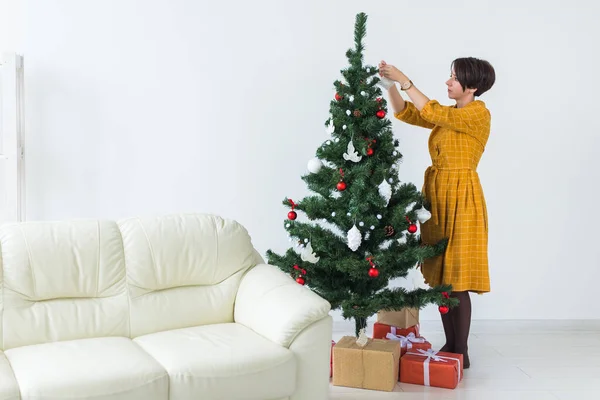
[330,340,335,377]
[400,349,463,389]
[373,322,420,341]
[385,328,432,356]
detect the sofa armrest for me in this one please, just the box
[234,264,331,348]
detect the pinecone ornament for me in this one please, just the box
[384,225,395,237]
[353,109,362,117]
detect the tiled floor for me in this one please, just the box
[330,319,600,399]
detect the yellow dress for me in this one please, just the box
[395,99,491,293]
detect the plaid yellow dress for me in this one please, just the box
[395,99,491,293]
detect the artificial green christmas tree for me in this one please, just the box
[266,12,456,336]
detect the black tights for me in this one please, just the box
[440,291,471,368]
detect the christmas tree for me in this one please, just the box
[266,12,456,336]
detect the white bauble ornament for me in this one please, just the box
[347,225,362,251]
[378,179,392,206]
[342,125,347,130]
[416,206,432,224]
[343,140,363,163]
[349,95,355,102]
[346,110,351,116]
[377,214,382,220]
[307,158,323,173]
[359,221,364,227]
[331,212,336,217]
[360,91,366,96]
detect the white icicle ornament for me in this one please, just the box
[416,206,432,224]
[347,224,362,251]
[343,140,363,163]
[300,242,320,264]
[378,179,392,206]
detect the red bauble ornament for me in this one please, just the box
[376,97,382,103]
[335,93,343,101]
[296,277,305,285]
[408,223,418,233]
[288,211,297,220]
[439,305,449,314]
[376,109,386,119]
[368,267,379,277]
[442,291,450,298]
[366,148,374,156]
[336,181,347,191]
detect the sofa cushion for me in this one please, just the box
[118,214,263,337]
[134,323,296,399]
[5,337,168,399]
[0,220,129,349]
[0,352,19,400]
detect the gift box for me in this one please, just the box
[385,328,432,356]
[373,322,420,340]
[377,308,419,329]
[400,349,464,389]
[330,340,335,378]
[332,335,401,392]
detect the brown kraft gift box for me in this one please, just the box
[332,336,401,392]
[377,308,419,329]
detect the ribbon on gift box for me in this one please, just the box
[385,329,426,350]
[405,349,462,387]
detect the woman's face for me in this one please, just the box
[445,69,465,100]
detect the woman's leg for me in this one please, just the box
[451,291,472,368]
[439,310,455,353]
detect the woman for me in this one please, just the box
[379,57,495,368]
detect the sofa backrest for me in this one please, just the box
[0,213,260,348]
[0,220,130,350]
[119,214,261,337]
[0,249,3,350]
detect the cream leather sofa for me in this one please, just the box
[0,213,332,400]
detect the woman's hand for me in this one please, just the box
[379,60,407,83]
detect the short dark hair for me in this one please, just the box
[452,57,495,97]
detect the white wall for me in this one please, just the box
[0,0,22,53]
[6,0,600,319]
